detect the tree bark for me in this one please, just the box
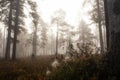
[96,0,104,54]
[103,0,111,51]
[55,24,59,57]
[12,0,20,60]
[106,0,120,77]
[32,26,37,57]
[5,0,13,59]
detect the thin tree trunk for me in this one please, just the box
[1,4,6,57]
[103,26,107,51]
[3,24,6,57]
[55,24,59,57]
[103,0,110,51]
[51,33,53,55]
[12,0,20,60]
[66,29,71,55]
[96,0,104,54]
[32,26,37,57]
[5,0,13,59]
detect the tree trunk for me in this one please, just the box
[96,0,104,54]
[55,24,59,57]
[3,26,6,57]
[12,0,20,60]
[103,0,111,51]
[106,0,120,77]
[32,26,37,57]
[5,0,13,59]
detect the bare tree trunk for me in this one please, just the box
[3,26,6,57]
[5,0,13,59]
[103,0,111,51]
[55,25,59,57]
[106,0,120,77]
[50,29,53,55]
[66,29,71,55]
[32,26,37,57]
[12,0,20,60]
[96,0,104,54]
[103,26,107,51]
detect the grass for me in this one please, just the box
[0,55,55,80]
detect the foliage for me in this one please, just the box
[78,20,95,44]
[48,53,120,80]
[40,25,48,48]
[77,41,97,56]
[90,0,105,25]
[28,0,39,57]
[48,54,103,80]
[0,0,26,33]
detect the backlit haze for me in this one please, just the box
[25,0,94,34]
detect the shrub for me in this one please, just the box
[48,55,102,80]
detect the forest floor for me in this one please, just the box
[0,55,57,80]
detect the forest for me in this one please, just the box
[0,0,120,80]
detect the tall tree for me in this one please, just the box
[105,0,120,78]
[0,0,26,59]
[96,0,104,54]
[77,20,95,55]
[40,24,47,55]
[79,20,94,44]
[28,1,39,57]
[12,0,20,60]
[90,0,105,53]
[5,0,13,59]
[103,0,110,51]
[51,9,66,56]
[12,0,26,60]
[59,22,73,55]
[0,0,14,59]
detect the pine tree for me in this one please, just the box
[0,0,26,60]
[28,1,39,57]
[51,9,66,56]
[5,0,13,59]
[90,0,105,54]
